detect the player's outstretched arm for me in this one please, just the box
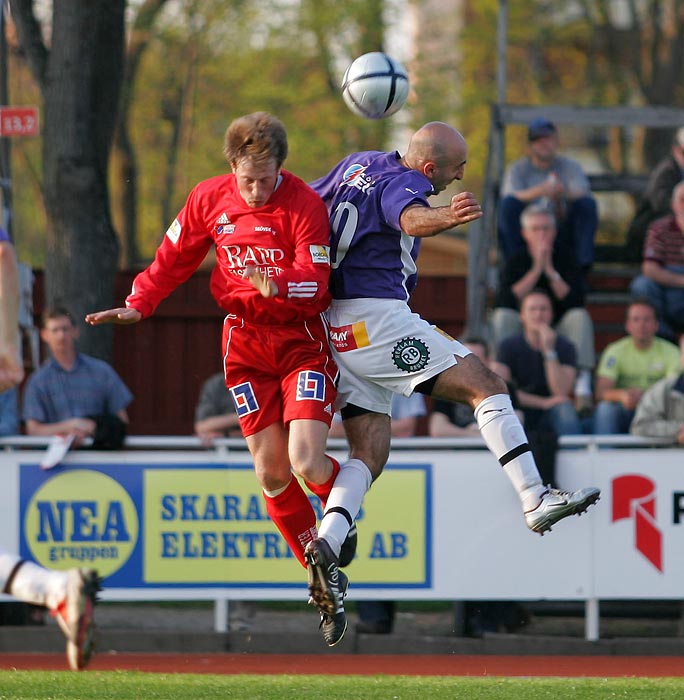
[85,308,142,326]
[401,192,482,238]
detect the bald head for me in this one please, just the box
[407,122,466,165]
[403,122,468,193]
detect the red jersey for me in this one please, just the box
[126,170,332,325]
[644,214,684,267]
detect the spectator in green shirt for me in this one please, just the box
[593,299,680,434]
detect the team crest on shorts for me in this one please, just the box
[391,337,430,373]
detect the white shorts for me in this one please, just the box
[325,298,471,415]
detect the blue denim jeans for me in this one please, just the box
[592,401,634,435]
[525,400,583,436]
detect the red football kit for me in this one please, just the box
[125,169,338,437]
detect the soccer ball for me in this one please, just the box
[341,52,409,120]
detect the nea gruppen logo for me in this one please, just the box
[612,475,663,572]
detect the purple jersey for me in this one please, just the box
[0,227,9,243]
[310,151,432,301]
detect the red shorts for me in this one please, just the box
[222,315,338,437]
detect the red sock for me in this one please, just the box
[263,477,317,567]
[304,456,340,510]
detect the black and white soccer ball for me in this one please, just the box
[341,52,409,120]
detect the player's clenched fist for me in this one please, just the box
[450,191,482,226]
[244,266,278,298]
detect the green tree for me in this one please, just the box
[457,0,684,179]
[9,0,396,273]
[577,0,684,167]
[12,0,126,360]
[111,0,171,268]
[127,0,393,259]
[299,0,390,150]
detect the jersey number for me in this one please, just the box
[330,202,359,270]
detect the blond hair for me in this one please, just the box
[223,112,288,169]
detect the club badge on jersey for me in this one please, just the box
[391,337,430,373]
[296,371,326,402]
[230,382,259,416]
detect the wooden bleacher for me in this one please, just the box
[466,103,684,343]
[586,264,637,355]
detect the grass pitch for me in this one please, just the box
[1,672,684,700]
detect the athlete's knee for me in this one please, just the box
[254,461,292,492]
[434,357,508,406]
[288,445,329,483]
[476,367,508,402]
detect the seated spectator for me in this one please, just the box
[194,371,242,445]
[497,118,598,273]
[630,181,684,341]
[22,307,132,447]
[630,335,684,444]
[490,204,595,406]
[625,127,684,263]
[594,299,680,435]
[492,289,583,437]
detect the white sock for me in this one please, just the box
[2,559,67,610]
[318,458,373,557]
[474,394,545,511]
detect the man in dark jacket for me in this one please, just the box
[625,127,684,262]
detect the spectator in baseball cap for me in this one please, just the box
[527,118,557,141]
[498,117,598,277]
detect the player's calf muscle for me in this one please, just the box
[345,414,390,479]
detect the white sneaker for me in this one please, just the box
[51,569,100,670]
[525,487,600,535]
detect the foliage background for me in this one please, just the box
[6,0,684,267]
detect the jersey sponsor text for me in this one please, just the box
[329,322,370,351]
[220,244,285,268]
